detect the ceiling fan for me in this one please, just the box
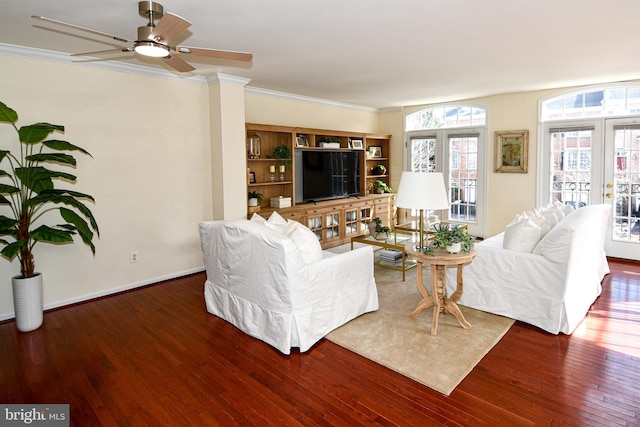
[32,1,253,73]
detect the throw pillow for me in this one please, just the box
[527,215,551,237]
[503,217,542,253]
[532,222,574,263]
[285,220,323,264]
[539,206,561,228]
[250,212,267,224]
[266,211,288,233]
[556,200,575,216]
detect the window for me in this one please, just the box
[406,106,486,131]
[542,87,640,120]
[548,128,594,208]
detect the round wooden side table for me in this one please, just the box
[405,244,476,336]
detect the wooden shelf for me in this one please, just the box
[249,181,293,187]
[246,123,391,208]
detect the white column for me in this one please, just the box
[208,73,251,220]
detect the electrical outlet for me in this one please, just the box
[129,250,139,263]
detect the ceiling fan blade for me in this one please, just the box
[148,12,191,45]
[162,54,195,73]
[175,46,253,62]
[31,16,129,44]
[71,48,133,57]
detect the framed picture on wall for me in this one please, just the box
[495,130,528,173]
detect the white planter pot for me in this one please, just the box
[12,273,43,332]
[446,242,462,254]
[248,198,258,207]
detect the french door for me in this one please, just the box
[406,129,485,237]
[542,119,640,260]
[604,118,640,260]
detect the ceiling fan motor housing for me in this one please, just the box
[137,25,154,41]
[138,1,163,20]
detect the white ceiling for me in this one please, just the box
[2,0,640,109]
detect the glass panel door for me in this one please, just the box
[604,120,640,260]
[409,136,437,172]
[405,131,485,237]
[548,128,594,208]
[448,134,478,223]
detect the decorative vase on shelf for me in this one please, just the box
[247,132,261,159]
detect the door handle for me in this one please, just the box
[606,193,613,199]
[606,183,613,189]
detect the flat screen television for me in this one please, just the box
[295,149,361,203]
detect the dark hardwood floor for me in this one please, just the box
[1,259,639,426]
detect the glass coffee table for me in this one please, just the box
[351,230,419,281]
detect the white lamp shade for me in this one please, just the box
[394,171,449,210]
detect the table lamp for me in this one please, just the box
[395,171,449,251]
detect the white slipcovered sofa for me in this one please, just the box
[446,203,611,334]
[198,213,379,354]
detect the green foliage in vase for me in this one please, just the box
[428,224,475,253]
[373,180,393,193]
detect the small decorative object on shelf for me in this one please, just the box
[248,191,263,207]
[425,224,475,254]
[279,164,285,181]
[318,137,341,148]
[369,217,391,240]
[270,196,292,208]
[271,145,291,164]
[269,165,275,182]
[372,164,387,176]
[373,179,393,194]
[247,132,261,159]
[369,146,383,158]
[351,139,364,149]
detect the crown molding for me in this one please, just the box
[245,86,380,113]
[208,73,251,87]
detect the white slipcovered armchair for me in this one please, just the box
[198,214,378,354]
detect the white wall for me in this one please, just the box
[0,55,213,319]
[245,90,379,132]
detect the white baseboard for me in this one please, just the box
[0,266,205,322]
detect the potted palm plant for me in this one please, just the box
[0,101,99,332]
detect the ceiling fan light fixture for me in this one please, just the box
[134,41,169,57]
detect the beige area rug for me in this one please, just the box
[325,244,515,396]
